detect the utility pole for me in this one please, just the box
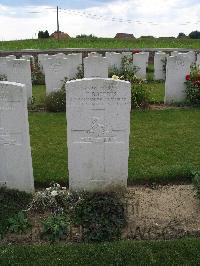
[57,6,60,41]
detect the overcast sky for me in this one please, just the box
[0,0,199,40]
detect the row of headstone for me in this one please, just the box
[0,78,131,193]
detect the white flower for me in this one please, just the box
[46,187,51,191]
[62,187,67,190]
[51,190,58,197]
[112,75,119,80]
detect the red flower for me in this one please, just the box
[186,74,190,81]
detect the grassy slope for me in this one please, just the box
[0,38,200,50]
[29,109,200,186]
[0,238,200,265]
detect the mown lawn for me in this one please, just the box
[0,238,200,265]
[0,37,200,50]
[29,108,200,186]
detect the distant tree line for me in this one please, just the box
[177,31,200,39]
[37,30,200,39]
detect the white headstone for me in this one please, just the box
[105,52,122,69]
[0,57,7,77]
[52,53,66,59]
[171,51,179,56]
[133,53,147,79]
[66,78,131,192]
[38,54,49,73]
[6,55,16,60]
[0,81,34,192]
[88,52,102,57]
[196,54,200,66]
[165,55,191,104]
[143,52,150,66]
[6,59,32,102]
[21,55,34,65]
[186,51,196,65]
[44,57,69,94]
[154,52,168,80]
[65,53,82,79]
[84,56,108,78]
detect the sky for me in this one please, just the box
[0,0,199,40]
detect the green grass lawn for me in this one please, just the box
[29,108,200,186]
[0,238,200,265]
[32,85,46,107]
[0,37,200,50]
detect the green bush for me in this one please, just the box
[192,171,200,200]
[131,83,150,109]
[8,211,31,234]
[41,214,69,242]
[109,56,139,83]
[109,56,150,109]
[45,87,66,112]
[69,192,126,242]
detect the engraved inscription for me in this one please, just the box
[0,128,21,146]
[0,88,9,101]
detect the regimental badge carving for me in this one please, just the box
[81,117,116,143]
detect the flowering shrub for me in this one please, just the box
[110,57,150,109]
[28,183,67,213]
[185,66,200,105]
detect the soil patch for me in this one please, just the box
[1,185,199,244]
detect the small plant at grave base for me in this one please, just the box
[27,183,67,213]
[192,171,200,200]
[68,192,126,243]
[185,65,200,105]
[41,214,69,242]
[8,211,31,234]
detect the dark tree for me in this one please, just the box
[177,32,187,38]
[38,30,50,39]
[189,31,200,39]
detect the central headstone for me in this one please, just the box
[66,78,131,192]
